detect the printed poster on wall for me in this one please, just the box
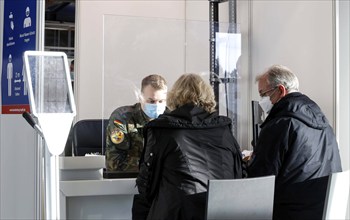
[1,0,37,114]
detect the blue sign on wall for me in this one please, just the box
[1,0,37,114]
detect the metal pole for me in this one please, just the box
[228,0,238,137]
[209,0,238,136]
[209,0,220,110]
[35,135,45,219]
[229,0,237,32]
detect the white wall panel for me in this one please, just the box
[337,0,350,171]
[250,0,335,126]
[0,116,36,219]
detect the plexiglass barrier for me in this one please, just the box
[101,15,246,159]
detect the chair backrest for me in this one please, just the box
[206,175,275,220]
[323,170,350,220]
[72,119,109,156]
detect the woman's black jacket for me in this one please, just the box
[135,104,243,220]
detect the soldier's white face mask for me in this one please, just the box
[143,103,166,119]
[259,96,273,114]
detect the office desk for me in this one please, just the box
[59,156,138,219]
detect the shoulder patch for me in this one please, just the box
[111,129,125,144]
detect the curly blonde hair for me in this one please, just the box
[167,73,216,113]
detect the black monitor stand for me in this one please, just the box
[251,100,263,148]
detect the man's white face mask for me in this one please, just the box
[259,96,273,114]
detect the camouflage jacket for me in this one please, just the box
[105,103,150,171]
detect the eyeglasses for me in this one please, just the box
[260,87,277,97]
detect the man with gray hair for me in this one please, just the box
[248,65,342,220]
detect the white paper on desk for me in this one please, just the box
[242,150,253,158]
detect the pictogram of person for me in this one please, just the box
[23,67,27,95]
[23,7,31,28]
[7,54,13,96]
[9,12,14,30]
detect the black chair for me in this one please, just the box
[72,119,109,156]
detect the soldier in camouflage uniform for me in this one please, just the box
[105,74,167,171]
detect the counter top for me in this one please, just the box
[60,178,138,197]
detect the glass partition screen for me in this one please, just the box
[102,15,244,156]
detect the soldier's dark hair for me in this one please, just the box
[141,74,167,92]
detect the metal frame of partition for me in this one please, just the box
[209,0,238,136]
